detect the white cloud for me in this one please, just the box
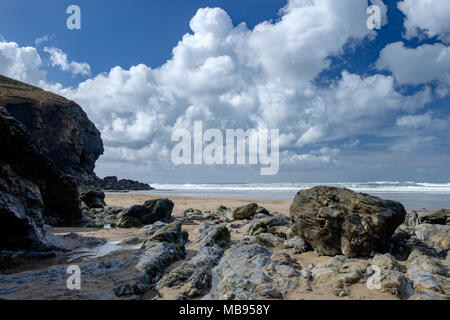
[0,40,45,85]
[377,41,450,86]
[35,35,49,46]
[49,2,437,179]
[1,1,448,182]
[43,47,91,76]
[398,0,450,43]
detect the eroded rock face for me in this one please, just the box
[0,75,103,186]
[118,199,174,228]
[0,164,46,250]
[290,186,406,257]
[0,105,82,230]
[208,243,301,300]
[80,190,105,209]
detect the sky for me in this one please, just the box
[1,0,450,184]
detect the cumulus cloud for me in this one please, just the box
[48,1,439,180]
[43,47,91,76]
[398,0,450,43]
[377,42,450,87]
[35,35,49,46]
[1,0,448,182]
[0,40,46,85]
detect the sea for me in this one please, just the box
[126,182,450,210]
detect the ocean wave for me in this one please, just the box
[150,182,450,194]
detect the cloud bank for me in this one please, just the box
[1,0,449,182]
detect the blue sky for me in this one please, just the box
[1,0,450,183]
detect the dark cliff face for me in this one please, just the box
[0,105,83,250]
[0,75,104,185]
[0,75,152,191]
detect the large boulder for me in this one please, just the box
[80,189,106,209]
[232,203,269,220]
[0,105,82,230]
[118,199,174,228]
[418,210,448,225]
[290,186,406,257]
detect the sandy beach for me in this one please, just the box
[105,193,293,217]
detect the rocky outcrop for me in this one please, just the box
[0,75,152,191]
[100,176,153,191]
[207,244,301,300]
[118,199,174,228]
[418,209,448,225]
[290,186,406,257]
[0,106,82,234]
[0,75,103,186]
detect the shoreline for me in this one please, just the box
[105,192,450,212]
[105,193,293,216]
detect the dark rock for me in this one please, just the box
[290,186,406,257]
[419,209,448,225]
[0,75,151,191]
[100,176,153,191]
[0,164,46,250]
[80,189,105,209]
[118,199,174,228]
[149,221,186,245]
[0,105,82,232]
[232,203,269,220]
[157,246,223,299]
[197,224,231,249]
[0,75,103,186]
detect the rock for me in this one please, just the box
[196,224,231,249]
[407,252,449,276]
[418,209,448,225]
[250,233,283,248]
[0,164,47,250]
[414,224,450,253]
[311,256,367,284]
[148,221,186,245]
[290,186,407,257]
[244,213,290,236]
[0,105,82,232]
[80,190,106,209]
[232,203,269,220]
[184,208,203,220]
[0,75,151,191]
[371,253,403,272]
[156,245,224,299]
[378,269,412,298]
[284,236,311,252]
[208,244,301,300]
[118,199,174,228]
[405,211,421,227]
[101,176,153,191]
[0,75,103,186]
